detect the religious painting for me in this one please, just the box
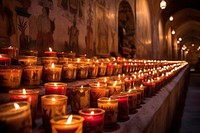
[95,3,109,56]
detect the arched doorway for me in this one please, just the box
[118,1,135,58]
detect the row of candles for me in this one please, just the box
[0,60,188,133]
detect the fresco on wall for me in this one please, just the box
[118,0,135,58]
[67,15,79,53]
[0,0,15,48]
[85,0,94,54]
[95,1,109,55]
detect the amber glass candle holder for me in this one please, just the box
[87,63,98,78]
[43,63,62,82]
[98,97,119,131]
[58,57,72,65]
[79,108,105,133]
[76,63,88,79]
[0,101,32,133]
[41,57,58,65]
[62,63,77,81]
[18,56,37,66]
[0,66,22,90]
[71,86,90,114]
[50,115,84,133]
[22,65,43,86]
[41,94,68,132]
[98,63,107,76]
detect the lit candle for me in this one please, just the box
[123,90,137,114]
[107,81,122,96]
[71,85,90,113]
[0,66,22,89]
[0,102,32,133]
[0,54,11,66]
[44,82,67,95]
[43,63,62,82]
[50,115,84,133]
[18,56,37,66]
[45,47,57,57]
[9,89,39,125]
[79,108,105,133]
[41,56,58,65]
[1,46,19,59]
[41,95,68,132]
[98,63,107,77]
[88,63,98,78]
[132,87,142,108]
[98,97,118,131]
[112,63,119,75]
[142,79,156,97]
[90,82,109,108]
[76,63,88,79]
[110,93,129,122]
[22,65,43,86]
[62,63,77,81]
[106,63,114,76]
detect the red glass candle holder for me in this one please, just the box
[106,63,114,76]
[0,54,11,66]
[9,89,39,125]
[110,93,129,122]
[1,46,19,59]
[122,90,137,114]
[79,108,105,133]
[44,82,67,95]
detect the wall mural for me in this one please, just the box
[95,0,109,56]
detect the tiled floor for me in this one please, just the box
[171,72,200,133]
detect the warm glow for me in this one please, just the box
[113,81,117,86]
[97,82,100,87]
[14,103,20,109]
[192,44,195,47]
[160,0,167,9]
[169,16,173,21]
[51,63,55,68]
[0,55,2,57]
[147,79,150,83]
[81,85,83,88]
[128,89,132,93]
[49,47,52,52]
[91,111,94,115]
[9,46,13,49]
[133,87,136,90]
[54,83,57,86]
[171,30,175,35]
[140,84,143,88]
[66,115,73,124]
[177,41,180,44]
[52,98,56,101]
[104,78,107,82]
[77,58,80,63]
[22,89,26,94]
[179,38,182,41]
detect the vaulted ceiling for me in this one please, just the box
[161,0,200,49]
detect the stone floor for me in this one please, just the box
[170,72,200,133]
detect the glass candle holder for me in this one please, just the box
[79,108,105,133]
[107,82,122,96]
[43,63,62,82]
[71,86,90,114]
[112,63,119,75]
[0,66,22,90]
[87,64,98,79]
[132,87,142,108]
[89,82,109,108]
[76,63,88,79]
[122,90,137,114]
[1,46,19,59]
[0,54,11,66]
[22,65,43,86]
[18,56,37,66]
[62,63,77,81]
[98,97,118,131]
[44,82,67,95]
[117,63,122,74]
[41,57,58,65]
[98,63,107,76]
[9,89,39,125]
[41,94,68,133]
[110,93,129,122]
[142,80,156,97]
[50,115,84,133]
[106,63,113,76]
[0,101,32,133]
[58,57,72,65]
[122,63,129,74]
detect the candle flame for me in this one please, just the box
[77,58,80,63]
[22,89,26,94]
[54,83,57,86]
[97,82,100,87]
[0,55,2,57]
[81,85,83,88]
[118,74,121,78]
[147,79,150,83]
[14,103,20,109]
[104,78,107,82]
[128,89,132,93]
[51,63,55,68]
[9,46,13,48]
[49,47,52,52]
[91,111,94,115]
[133,87,136,90]
[140,84,143,87]
[113,81,117,86]
[52,98,56,101]
[66,115,73,124]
